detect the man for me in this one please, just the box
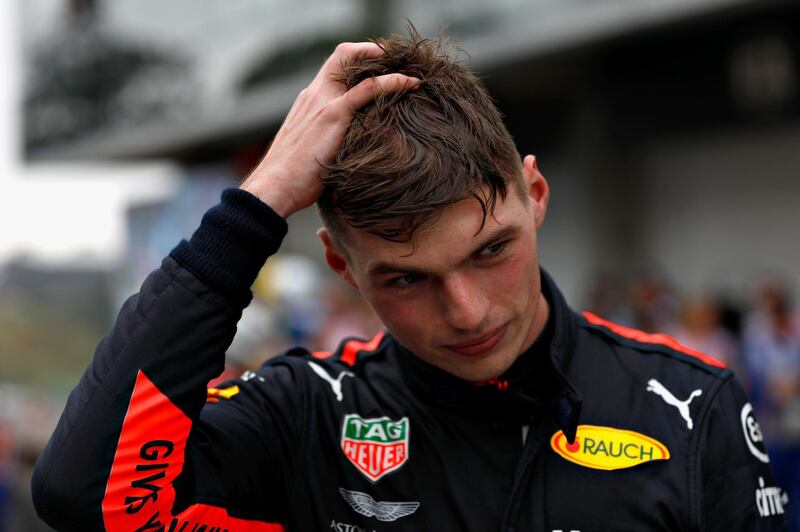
[33,30,786,531]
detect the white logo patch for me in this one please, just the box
[741,403,770,463]
[308,361,354,402]
[646,378,702,429]
[756,476,788,517]
[240,370,265,383]
[339,488,420,522]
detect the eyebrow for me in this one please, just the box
[366,224,522,277]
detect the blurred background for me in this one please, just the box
[1,0,799,529]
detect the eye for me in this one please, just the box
[479,241,507,257]
[389,273,423,288]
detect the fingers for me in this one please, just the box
[335,73,421,116]
[242,43,419,216]
[317,42,384,80]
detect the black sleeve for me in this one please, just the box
[31,189,295,532]
[695,375,788,531]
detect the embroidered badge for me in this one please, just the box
[341,414,409,482]
[741,403,770,463]
[551,425,670,471]
[339,488,419,521]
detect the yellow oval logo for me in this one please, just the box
[551,425,670,471]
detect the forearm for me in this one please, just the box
[31,189,288,530]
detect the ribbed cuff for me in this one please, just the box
[170,188,289,308]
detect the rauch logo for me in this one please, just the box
[341,414,410,482]
[550,425,670,471]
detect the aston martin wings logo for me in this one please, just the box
[339,488,420,522]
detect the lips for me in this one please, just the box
[444,324,508,357]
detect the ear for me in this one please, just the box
[522,154,550,229]
[317,227,357,288]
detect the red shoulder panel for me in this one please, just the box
[582,311,726,369]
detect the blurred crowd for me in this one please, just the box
[1,265,799,530]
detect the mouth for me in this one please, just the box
[444,323,508,358]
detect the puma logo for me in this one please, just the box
[308,361,354,402]
[646,378,702,429]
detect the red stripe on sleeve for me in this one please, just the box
[170,503,285,531]
[102,370,284,531]
[340,332,385,366]
[582,312,726,369]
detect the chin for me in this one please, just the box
[438,346,519,382]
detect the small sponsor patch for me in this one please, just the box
[206,385,240,402]
[551,425,670,471]
[339,488,419,522]
[341,414,409,482]
[755,476,788,517]
[741,403,770,463]
[330,520,374,532]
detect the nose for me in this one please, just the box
[440,273,488,332]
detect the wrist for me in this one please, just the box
[240,179,298,219]
[170,188,288,308]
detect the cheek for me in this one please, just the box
[496,255,533,290]
[488,251,540,308]
[364,291,432,337]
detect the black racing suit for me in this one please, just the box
[32,189,787,531]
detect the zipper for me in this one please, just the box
[500,415,550,532]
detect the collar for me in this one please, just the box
[393,268,583,442]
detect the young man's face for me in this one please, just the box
[320,155,549,381]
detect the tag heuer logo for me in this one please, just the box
[341,414,409,482]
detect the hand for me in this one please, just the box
[241,42,421,218]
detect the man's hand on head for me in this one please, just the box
[240,42,421,218]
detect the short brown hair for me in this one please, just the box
[317,26,522,243]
